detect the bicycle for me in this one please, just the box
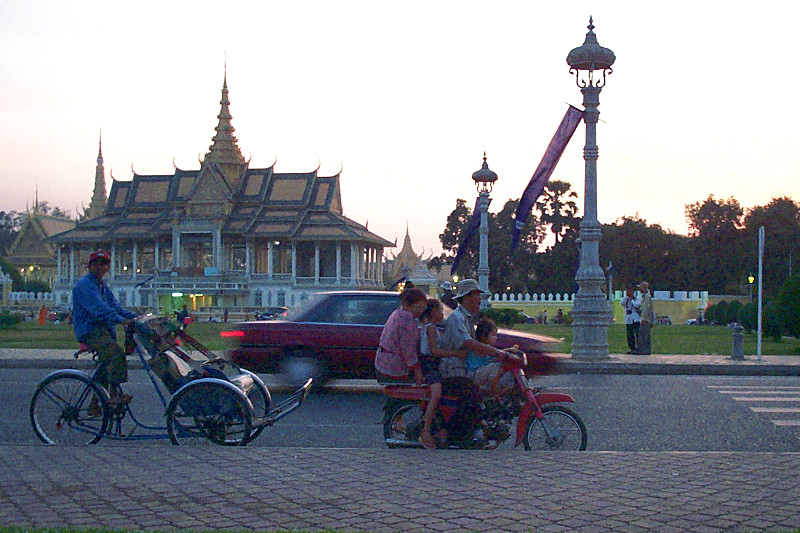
[29,314,311,445]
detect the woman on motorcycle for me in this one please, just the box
[375,287,428,385]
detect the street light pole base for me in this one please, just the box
[571,296,612,360]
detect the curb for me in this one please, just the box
[557,360,800,377]
[11,358,800,394]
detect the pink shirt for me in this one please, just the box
[375,307,420,377]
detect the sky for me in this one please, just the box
[1,1,798,257]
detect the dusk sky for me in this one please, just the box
[1,2,798,256]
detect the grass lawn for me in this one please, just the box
[0,320,236,352]
[513,322,800,356]
[1,320,799,357]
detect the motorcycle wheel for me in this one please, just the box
[523,405,587,451]
[383,402,422,448]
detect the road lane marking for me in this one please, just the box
[731,397,800,402]
[708,385,800,431]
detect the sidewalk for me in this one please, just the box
[0,445,798,532]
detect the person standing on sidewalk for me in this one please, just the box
[620,284,640,354]
[634,281,656,355]
[72,250,138,405]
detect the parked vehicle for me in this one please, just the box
[224,291,560,386]
[382,349,586,450]
[30,314,311,446]
[256,307,289,320]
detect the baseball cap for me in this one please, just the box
[88,250,110,266]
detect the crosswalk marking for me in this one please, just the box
[709,385,800,430]
[732,396,800,402]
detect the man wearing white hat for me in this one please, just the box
[439,279,507,446]
[634,281,656,355]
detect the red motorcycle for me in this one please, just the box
[382,350,587,450]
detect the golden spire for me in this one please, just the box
[85,130,107,219]
[205,67,246,168]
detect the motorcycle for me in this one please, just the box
[382,349,587,450]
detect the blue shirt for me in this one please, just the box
[72,273,137,342]
[465,352,493,373]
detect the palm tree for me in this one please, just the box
[535,180,579,244]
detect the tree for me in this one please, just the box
[429,199,473,275]
[685,195,745,294]
[432,198,540,294]
[601,216,693,291]
[531,231,579,295]
[743,197,800,298]
[0,256,22,286]
[535,180,579,245]
[33,201,73,219]
[0,211,22,256]
[777,275,800,338]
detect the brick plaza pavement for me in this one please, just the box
[0,445,798,532]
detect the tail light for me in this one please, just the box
[221,330,245,338]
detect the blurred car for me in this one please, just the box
[223,290,562,385]
[256,306,289,320]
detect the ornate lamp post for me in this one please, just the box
[567,18,615,359]
[472,152,498,311]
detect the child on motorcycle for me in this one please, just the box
[418,298,462,449]
[468,318,515,396]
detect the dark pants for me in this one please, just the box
[626,322,640,352]
[441,377,482,445]
[635,321,652,355]
[82,327,128,386]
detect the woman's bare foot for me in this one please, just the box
[419,428,437,450]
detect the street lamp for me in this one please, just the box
[472,152,498,311]
[567,17,615,360]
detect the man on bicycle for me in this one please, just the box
[72,250,138,405]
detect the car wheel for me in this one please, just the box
[280,351,326,389]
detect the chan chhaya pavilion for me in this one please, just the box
[51,74,393,316]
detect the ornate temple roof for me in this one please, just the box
[7,207,76,267]
[51,74,392,248]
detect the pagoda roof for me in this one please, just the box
[51,73,391,248]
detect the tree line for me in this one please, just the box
[429,181,800,301]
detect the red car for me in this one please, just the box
[223,291,561,385]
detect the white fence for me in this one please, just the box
[490,290,708,303]
[7,291,55,302]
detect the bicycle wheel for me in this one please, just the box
[166,380,252,446]
[30,372,110,445]
[243,372,270,442]
[523,405,587,451]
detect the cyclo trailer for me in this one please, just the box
[30,314,312,446]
